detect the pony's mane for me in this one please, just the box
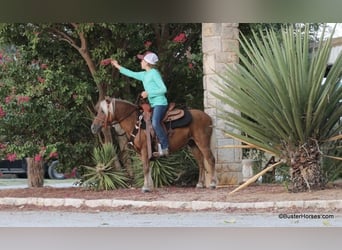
[115,98,137,107]
[100,98,137,116]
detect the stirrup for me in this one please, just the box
[152,149,169,158]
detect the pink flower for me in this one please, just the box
[0,106,6,118]
[64,167,77,178]
[34,154,42,162]
[17,95,30,104]
[5,96,12,104]
[6,153,17,162]
[144,41,152,48]
[49,151,58,159]
[100,58,112,66]
[188,63,194,69]
[38,76,45,83]
[40,64,48,69]
[173,33,187,43]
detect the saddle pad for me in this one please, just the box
[140,109,192,129]
[166,109,192,129]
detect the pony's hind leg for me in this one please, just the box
[188,142,206,188]
[200,146,217,189]
[189,140,217,189]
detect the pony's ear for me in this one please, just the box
[94,102,100,112]
[105,96,111,103]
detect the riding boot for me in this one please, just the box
[152,144,169,157]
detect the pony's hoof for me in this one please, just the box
[209,183,216,189]
[141,187,151,193]
[196,183,204,189]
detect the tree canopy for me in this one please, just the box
[0,23,203,171]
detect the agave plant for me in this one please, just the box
[78,143,128,191]
[214,24,342,192]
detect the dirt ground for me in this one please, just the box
[0,183,341,213]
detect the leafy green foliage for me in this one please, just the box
[78,143,129,190]
[0,23,203,182]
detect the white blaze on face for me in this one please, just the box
[100,100,108,116]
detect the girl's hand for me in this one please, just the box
[141,91,148,99]
[111,59,121,69]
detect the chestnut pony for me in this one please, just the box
[91,97,217,192]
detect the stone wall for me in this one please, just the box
[202,23,242,185]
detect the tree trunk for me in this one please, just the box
[289,141,325,192]
[26,157,44,188]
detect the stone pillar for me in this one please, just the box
[202,23,242,185]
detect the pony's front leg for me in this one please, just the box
[197,165,206,188]
[141,151,153,193]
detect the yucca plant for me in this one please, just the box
[172,148,199,187]
[214,24,342,192]
[131,151,180,188]
[131,148,198,188]
[78,143,129,191]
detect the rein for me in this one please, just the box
[102,98,138,136]
[110,98,138,125]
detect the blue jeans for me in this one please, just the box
[152,105,169,150]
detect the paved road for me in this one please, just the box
[0,210,340,227]
[1,177,341,227]
[0,177,76,189]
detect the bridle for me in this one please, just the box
[95,98,138,134]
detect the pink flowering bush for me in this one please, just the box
[0,105,5,118]
[100,58,112,66]
[173,32,187,43]
[0,23,203,180]
[0,139,58,163]
[0,47,85,172]
[17,95,30,104]
[144,40,152,48]
[6,153,17,162]
[33,154,42,162]
[32,145,58,163]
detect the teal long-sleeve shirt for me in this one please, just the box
[119,66,168,107]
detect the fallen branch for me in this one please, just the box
[217,145,254,149]
[324,134,342,142]
[228,160,284,195]
[323,155,342,161]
